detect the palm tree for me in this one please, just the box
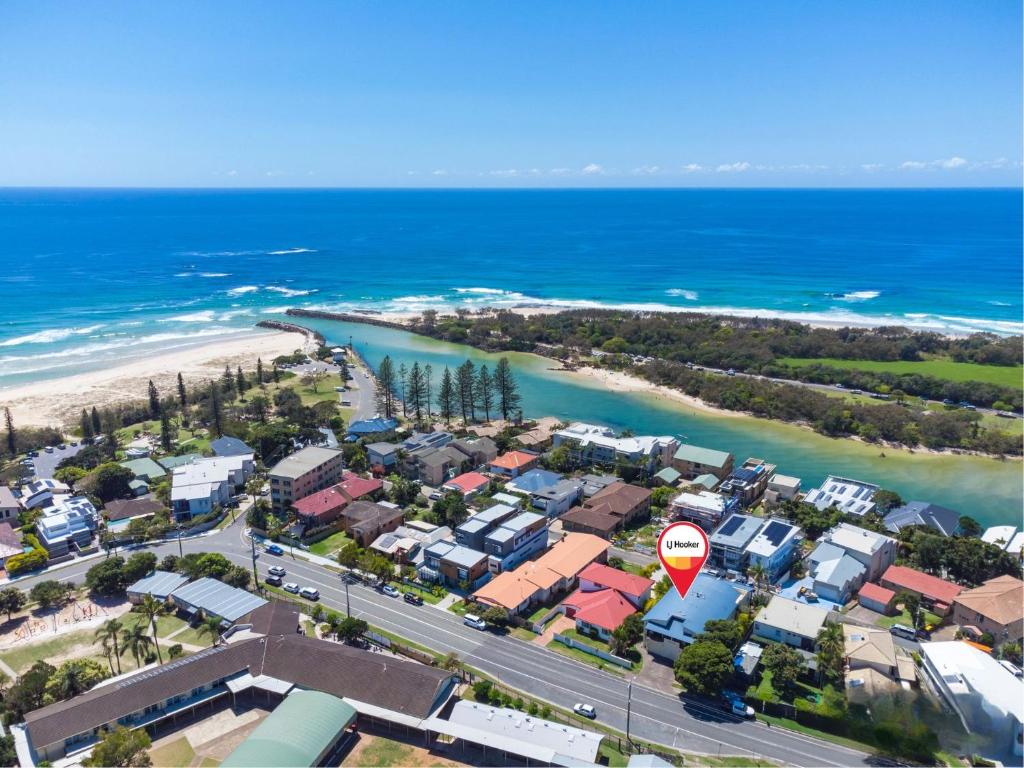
[747,561,768,592]
[47,663,94,700]
[95,619,124,675]
[196,615,222,647]
[99,635,116,675]
[120,624,154,669]
[816,622,845,686]
[139,595,164,664]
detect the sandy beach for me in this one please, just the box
[0,330,310,429]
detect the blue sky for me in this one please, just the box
[1,1,1020,187]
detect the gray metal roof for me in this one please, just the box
[127,570,189,599]
[170,577,267,622]
[709,513,762,549]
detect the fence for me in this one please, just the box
[553,632,633,669]
[530,605,562,633]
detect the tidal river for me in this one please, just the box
[300,318,1023,530]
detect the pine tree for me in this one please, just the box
[221,365,236,398]
[437,367,456,425]
[494,357,521,422]
[159,410,173,451]
[209,381,223,437]
[80,409,94,440]
[256,358,264,387]
[376,356,397,419]
[91,406,102,436]
[398,363,408,417]
[147,380,160,418]
[407,362,426,423]
[456,360,477,423]
[236,366,246,395]
[475,364,494,422]
[3,408,15,456]
[177,372,188,408]
[272,363,280,383]
[423,363,433,418]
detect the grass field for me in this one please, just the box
[307,530,352,557]
[149,736,196,768]
[778,357,1023,389]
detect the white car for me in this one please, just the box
[381,584,400,597]
[268,566,287,578]
[282,582,300,594]
[299,587,320,601]
[573,703,597,719]
[731,700,755,718]
[463,614,487,630]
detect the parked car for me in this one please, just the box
[44,446,54,453]
[299,587,320,601]
[403,592,424,606]
[381,584,400,597]
[265,544,284,555]
[268,565,286,577]
[573,703,597,719]
[463,613,487,630]
[282,582,300,594]
[265,575,283,587]
[429,491,443,501]
[998,660,1023,679]
[726,369,736,376]
[889,624,917,640]
[722,692,755,718]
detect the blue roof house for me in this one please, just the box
[210,436,255,457]
[643,574,750,662]
[504,469,564,495]
[346,418,399,438]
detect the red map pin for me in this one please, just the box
[657,521,710,599]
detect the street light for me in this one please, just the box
[176,524,183,557]
[625,678,633,748]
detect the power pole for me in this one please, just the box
[250,535,259,589]
[345,578,351,617]
[177,524,183,557]
[625,678,633,749]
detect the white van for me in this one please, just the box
[889,624,916,640]
[463,613,487,630]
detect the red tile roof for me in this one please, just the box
[338,471,383,499]
[881,565,962,604]
[578,562,654,600]
[563,588,637,632]
[489,451,538,471]
[444,472,490,494]
[858,582,896,605]
[292,486,349,520]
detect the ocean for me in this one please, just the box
[0,188,1021,388]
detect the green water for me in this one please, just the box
[303,318,1023,529]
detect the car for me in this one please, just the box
[268,565,286,577]
[70,441,78,447]
[463,614,487,630]
[998,660,1023,678]
[850,389,862,395]
[403,592,424,606]
[573,703,597,719]
[381,584,400,597]
[299,587,320,601]
[265,575,283,587]
[729,700,755,718]
[835,383,845,389]
[889,624,916,640]
[282,582,300,594]
[265,544,284,555]
[44,446,54,453]
[58,443,67,450]
[429,491,443,501]
[27,450,38,457]
[726,368,736,376]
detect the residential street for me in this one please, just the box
[16,519,874,767]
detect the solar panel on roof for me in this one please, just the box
[761,520,790,546]
[717,515,745,537]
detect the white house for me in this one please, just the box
[552,422,678,469]
[19,479,71,510]
[803,475,879,516]
[36,497,98,556]
[752,596,830,651]
[170,455,253,521]
[818,522,898,581]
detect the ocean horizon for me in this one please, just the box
[1,187,1021,388]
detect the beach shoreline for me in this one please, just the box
[0,330,311,429]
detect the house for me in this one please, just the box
[0,523,23,568]
[981,525,1018,550]
[419,541,490,588]
[803,475,879,516]
[652,467,681,488]
[752,596,830,651]
[857,582,897,614]
[35,497,98,556]
[920,641,1024,761]
[529,478,584,518]
[818,522,898,581]
[880,565,963,616]
[552,422,678,470]
[104,497,164,524]
[806,541,866,603]
[643,574,750,662]
[708,514,763,573]
[366,442,400,471]
[413,446,471,486]
[1007,531,1024,561]
[168,577,267,623]
[491,492,524,509]
[844,624,899,678]
[951,576,1023,644]
[488,450,540,478]
[291,472,384,531]
[505,468,564,496]
[471,532,610,614]
[369,523,451,565]
[345,417,399,439]
[577,562,654,607]
[442,472,490,499]
[339,501,403,547]
[579,473,621,498]
[482,511,549,574]
[119,457,167,484]
[157,453,202,471]
[172,456,255,521]
[670,444,734,481]
[268,447,344,515]
[0,486,22,526]
[210,436,255,458]
[455,505,519,550]
[746,519,803,582]
[560,482,652,539]
[764,474,801,504]
[562,587,638,641]
[884,501,962,537]
[19,479,71,510]
[717,458,776,508]
[669,490,739,531]
[688,474,721,492]
[449,436,499,467]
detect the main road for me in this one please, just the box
[18,520,874,767]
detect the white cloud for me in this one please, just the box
[861,163,884,172]
[900,160,929,170]
[489,169,520,177]
[937,156,967,169]
[632,165,661,175]
[432,169,448,176]
[969,157,1017,171]
[681,163,703,173]
[226,169,238,177]
[581,163,604,175]
[900,157,969,171]
[716,162,750,173]
[549,168,571,176]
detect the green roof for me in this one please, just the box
[692,473,720,490]
[654,467,681,483]
[119,457,166,481]
[221,689,356,768]
[156,453,202,470]
[672,444,731,469]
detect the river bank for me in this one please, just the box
[0,330,310,429]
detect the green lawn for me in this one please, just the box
[778,357,1023,389]
[149,736,196,768]
[875,606,942,631]
[121,611,189,638]
[399,581,441,604]
[547,634,630,676]
[344,736,414,767]
[510,627,538,641]
[172,625,219,649]
[307,530,352,557]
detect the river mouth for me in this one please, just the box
[300,316,1023,530]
